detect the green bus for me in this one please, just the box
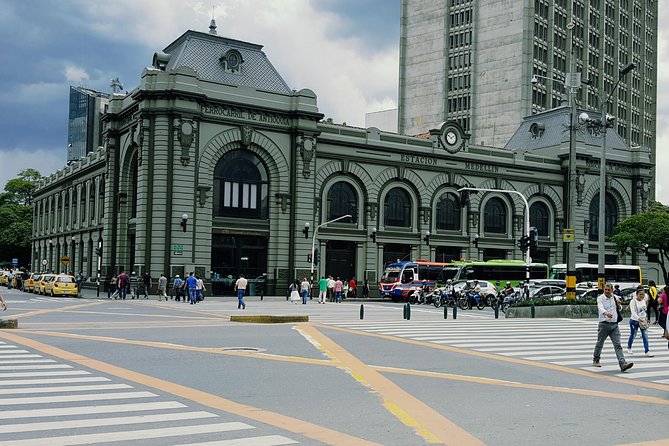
[452,260,549,286]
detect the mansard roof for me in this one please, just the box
[161,30,292,94]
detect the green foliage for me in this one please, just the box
[512,297,597,307]
[611,201,669,283]
[0,168,42,266]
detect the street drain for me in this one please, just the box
[221,347,264,352]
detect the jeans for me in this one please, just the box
[237,289,246,308]
[301,290,309,304]
[593,321,626,366]
[627,319,649,353]
[335,291,342,303]
[119,286,127,300]
[188,288,197,304]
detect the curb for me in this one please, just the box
[0,319,18,329]
[230,315,309,323]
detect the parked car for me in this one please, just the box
[36,274,57,295]
[24,273,41,293]
[44,274,78,297]
[526,285,566,301]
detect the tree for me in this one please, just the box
[611,201,669,283]
[0,168,42,267]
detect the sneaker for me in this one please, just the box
[626,348,634,355]
[620,362,634,372]
[592,361,601,368]
[645,351,654,357]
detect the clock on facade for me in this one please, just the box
[439,121,466,154]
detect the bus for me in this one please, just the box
[549,263,642,289]
[378,261,460,299]
[452,260,549,286]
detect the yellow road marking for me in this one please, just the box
[619,439,669,445]
[0,331,380,446]
[62,310,220,320]
[316,323,669,393]
[7,301,105,319]
[299,324,484,446]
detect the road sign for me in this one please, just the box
[11,258,18,266]
[173,245,184,251]
[42,259,48,266]
[173,251,183,256]
[61,255,70,265]
[562,228,575,242]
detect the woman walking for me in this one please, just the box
[627,288,653,357]
[659,286,669,347]
[289,280,300,304]
[300,277,310,304]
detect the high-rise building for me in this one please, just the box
[67,86,109,161]
[398,0,657,158]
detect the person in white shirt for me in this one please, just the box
[627,288,653,357]
[300,277,310,304]
[157,273,168,301]
[592,283,633,371]
[196,275,206,302]
[234,274,247,309]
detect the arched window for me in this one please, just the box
[384,187,412,228]
[213,149,269,219]
[328,182,358,223]
[129,154,138,219]
[484,197,507,233]
[589,192,618,241]
[530,202,550,236]
[436,192,461,230]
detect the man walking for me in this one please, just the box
[234,274,247,309]
[327,276,335,302]
[318,276,328,304]
[185,272,198,305]
[593,283,634,372]
[172,275,183,301]
[143,272,152,299]
[300,277,310,305]
[334,277,344,303]
[117,271,129,300]
[129,272,139,299]
[157,273,167,301]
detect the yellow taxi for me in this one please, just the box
[0,272,8,286]
[36,274,56,295]
[44,274,78,297]
[25,273,42,293]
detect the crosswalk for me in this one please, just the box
[0,341,299,445]
[323,317,669,384]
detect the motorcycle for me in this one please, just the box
[431,286,456,308]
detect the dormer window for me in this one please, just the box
[220,49,243,73]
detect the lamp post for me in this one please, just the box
[531,71,580,299]
[309,214,352,296]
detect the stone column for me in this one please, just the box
[85,179,92,227]
[93,176,101,226]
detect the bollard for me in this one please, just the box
[403,304,407,320]
[406,302,411,320]
[444,305,448,319]
[96,280,100,298]
[531,304,536,318]
[494,301,499,319]
[453,304,457,320]
[260,289,264,301]
[360,304,364,320]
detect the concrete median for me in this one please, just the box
[230,315,309,323]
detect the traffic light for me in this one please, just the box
[460,190,470,208]
[516,235,529,252]
[314,248,320,266]
[94,247,102,257]
[529,226,538,257]
[307,253,312,264]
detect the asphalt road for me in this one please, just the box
[0,286,668,445]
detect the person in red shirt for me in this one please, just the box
[348,278,357,298]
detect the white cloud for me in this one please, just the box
[65,65,90,83]
[0,148,66,190]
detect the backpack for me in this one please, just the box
[174,278,183,288]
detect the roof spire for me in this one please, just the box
[209,6,217,35]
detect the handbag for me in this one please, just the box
[634,300,649,329]
[616,303,623,323]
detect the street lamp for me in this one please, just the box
[423,231,431,246]
[309,214,352,295]
[302,222,310,239]
[181,214,188,232]
[581,62,636,291]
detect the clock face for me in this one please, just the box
[446,131,457,145]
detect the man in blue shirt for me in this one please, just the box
[186,272,198,305]
[172,275,183,301]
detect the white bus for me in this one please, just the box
[549,263,642,289]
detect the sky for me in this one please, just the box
[0,0,667,204]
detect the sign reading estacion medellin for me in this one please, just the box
[202,104,290,126]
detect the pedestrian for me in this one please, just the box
[318,276,328,304]
[143,272,152,299]
[648,280,659,324]
[157,273,167,301]
[196,274,206,302]
[129,271,139,299]
[172,275,183,301]
[300,277,310,304]
[592,283,634,371]
[334,277,343,303]
[289,280,300,304]
[109,275,117,299]
[7,272,13,290]
[342,279,349,300]
[349,277,357,298]
[117,271,129,300]
[327,275,335,302]
[658,286,669,344]
[362,279,370,298]
[613,284,621,297]
[0,290,7,311]
[627,287,653,357]
[234,274,247,309]
[186,272,198,304]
